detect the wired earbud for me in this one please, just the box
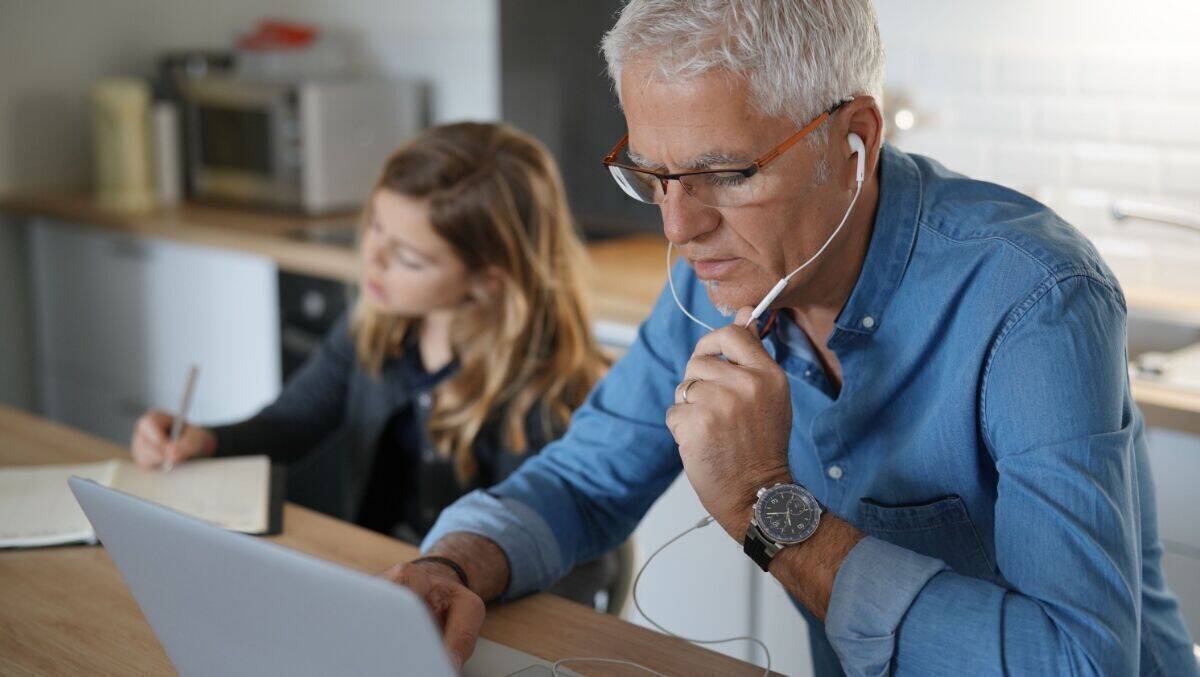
[848,132,865,182]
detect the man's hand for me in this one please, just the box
[379,559,485,671]
[666,306,793,541]
[378,533,509,669]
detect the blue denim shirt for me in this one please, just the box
[424,144,1197,676]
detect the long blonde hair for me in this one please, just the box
[352,122,609,482]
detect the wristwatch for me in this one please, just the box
[743,482,823,572]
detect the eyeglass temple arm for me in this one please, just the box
[753,111,830,168]
[603,134,629,164]
[754,98,854,168]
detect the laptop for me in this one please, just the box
[68,476,557,677]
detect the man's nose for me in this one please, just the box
[660,181,718,246]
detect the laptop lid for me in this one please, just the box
[69,475,459,677]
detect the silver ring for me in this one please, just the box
[675,378,701,404]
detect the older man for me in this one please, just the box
[386,1,1197,674]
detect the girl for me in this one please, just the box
[130,122,614,604]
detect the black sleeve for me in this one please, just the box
[210,313,356,464]
[486,401,565,484]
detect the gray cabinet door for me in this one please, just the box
[30,219,280,445]
[1146,427,1200,640]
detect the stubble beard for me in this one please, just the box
[702,279,736,318]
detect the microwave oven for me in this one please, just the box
[182,77,425,214]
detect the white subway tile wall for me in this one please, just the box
[1169,57,1200,97]
[1072,144,1161,194]
[1164,153,1200,200]
[886,48,1198,204]
[877,0,1200,295]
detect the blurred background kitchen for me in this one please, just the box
[1,1,1197,673]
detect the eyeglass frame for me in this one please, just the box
[600,97,854,203]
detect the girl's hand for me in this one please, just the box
[130,410,217,469]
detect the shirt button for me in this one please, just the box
[860,316,876,329]
[827,465,844,480]
[804,368,814,379]
[417,392,433,408]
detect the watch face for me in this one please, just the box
[754,484,820,544]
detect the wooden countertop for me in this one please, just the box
[0,405,770,676]
[1130,379,1200,436]
[4,190,1200,430]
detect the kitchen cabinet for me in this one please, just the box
[1163,550,1200,644]
[29,218,280,445]
[1145,427,1200,639]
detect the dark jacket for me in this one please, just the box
[211,314,617,605]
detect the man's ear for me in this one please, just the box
[844,96,884,188]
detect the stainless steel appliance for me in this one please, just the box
[183,77,426,214]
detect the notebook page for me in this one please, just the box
[109,456,270,534]
[0,460,118,547]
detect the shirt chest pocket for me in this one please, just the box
[857,495,997,582]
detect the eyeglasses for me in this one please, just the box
[601,99,851,208]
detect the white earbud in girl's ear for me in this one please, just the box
[848,133,866,183]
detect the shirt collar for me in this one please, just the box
[832,142,922,336]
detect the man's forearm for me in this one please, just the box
[425,532,512,602]
[769,514,865,620]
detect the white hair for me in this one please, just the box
[601,0,885,135]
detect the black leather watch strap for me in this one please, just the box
[743,524,774,572]
[411,556,470,589]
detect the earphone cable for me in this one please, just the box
[743,179,863,328]
[552,515,772,677]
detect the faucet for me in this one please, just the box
[1111,200,1200,233]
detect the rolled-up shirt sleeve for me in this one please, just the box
[420,489,564,600]
[824,271,1156,676]
[824,537,949,674]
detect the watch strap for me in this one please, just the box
[410,556,470,589]
[742,523,774,572]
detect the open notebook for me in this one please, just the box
[0,456,281,548]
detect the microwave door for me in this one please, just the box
[186,81,300,208]
[199,106,271,173]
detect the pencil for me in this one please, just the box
[163,364,199,473]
